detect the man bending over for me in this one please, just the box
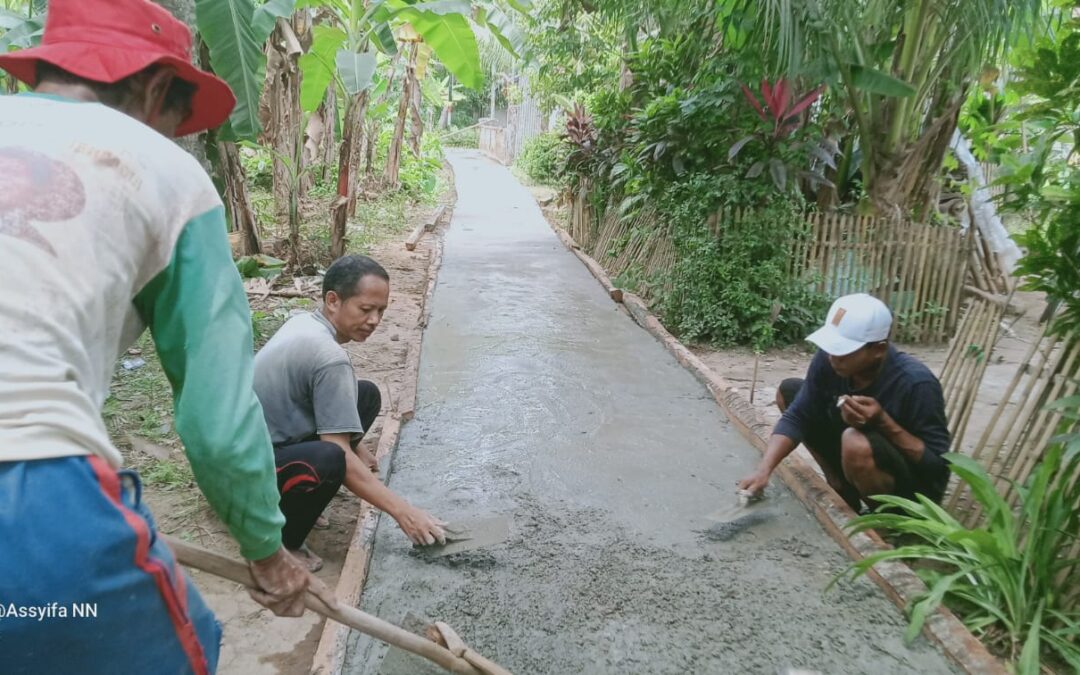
[738,294,951,512]
[254,255,445,570]
[0,1,313,671]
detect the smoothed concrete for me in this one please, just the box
[343,150,953,675]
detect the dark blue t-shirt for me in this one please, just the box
[774,346,951,485]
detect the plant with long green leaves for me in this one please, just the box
[836,442,1080,672]
[718,0,1047,216]
[297,0,528,116]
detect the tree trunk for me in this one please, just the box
[320,86,337,183]
[219,142,261,255]
[269,17,304,216]
[867,93,964,220]
[407,61,423,158]
[330,93,368,259]
[384,43,418,189]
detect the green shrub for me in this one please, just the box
[516,131,568,185]
[655,174,827,350]
[375,127,444,199]
[839,421,1080,673]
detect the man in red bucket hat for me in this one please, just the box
[0,0,322,672]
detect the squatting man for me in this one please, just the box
[739,293,952,512]
[254,255,447,571]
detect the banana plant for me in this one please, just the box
[195,0,299,140]
[297,0,527,115]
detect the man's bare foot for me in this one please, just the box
[313,514,330,530]
[289,544,323,572]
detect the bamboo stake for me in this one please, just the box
[883,219,904,310]
[868,218,885,299]
[911,224,933,341]
[952,304,1004,453]
[948,227,975,337]
[937,229,960,341]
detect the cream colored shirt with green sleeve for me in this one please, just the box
[0,93,284,560]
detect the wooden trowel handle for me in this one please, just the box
[164,535,489,675]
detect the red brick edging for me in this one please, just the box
[550,221,1004,675]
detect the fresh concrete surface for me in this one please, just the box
[343,150,953,675]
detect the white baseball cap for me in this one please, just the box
[806,293,893,356]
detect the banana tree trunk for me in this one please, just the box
[320,86,337,183]
[269,17,303,216]
[407,63,423,158]
[219,141,261,255]
[384,43,418,189]
[331,93,368,259]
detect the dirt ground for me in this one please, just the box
[111,168,453,674]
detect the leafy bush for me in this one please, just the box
[997,23,1080,336]
[840,431,1080,673]
[516,131,568,185]
[374,129,444,199]
[655,174,827,349]
[239,144,274,191]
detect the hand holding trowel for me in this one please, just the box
[414,516,512,557]
[700,488,775,541]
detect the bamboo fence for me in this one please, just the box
[937,297,1006,453]
[944,324,1080,527]
[566,195,973,344]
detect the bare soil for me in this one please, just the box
[111,168,454,674]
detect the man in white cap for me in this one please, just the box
[738,294,950,512]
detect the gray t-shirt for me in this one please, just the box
[253,311,363,446]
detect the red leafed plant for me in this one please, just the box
[729,79,835,193]
[740,79,824,138]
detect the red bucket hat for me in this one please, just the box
[0,0,235,136]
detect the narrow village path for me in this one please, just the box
[344,150,952,674]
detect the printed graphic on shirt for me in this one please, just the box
[0,146,86,257]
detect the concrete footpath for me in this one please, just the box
[343,150,953,674]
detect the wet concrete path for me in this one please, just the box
[344,151,952,674]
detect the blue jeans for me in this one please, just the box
[0,455,222,673]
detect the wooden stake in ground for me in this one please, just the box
[166,536,509,675]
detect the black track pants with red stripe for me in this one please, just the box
[274,440,347,550]
[272,380,381,549]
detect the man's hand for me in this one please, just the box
[395,506,447,546]
[737,468,771,497]
[840,395,884,429]
[248,547,311,617]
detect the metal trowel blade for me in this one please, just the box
[700,492,774,541]
[705,491,765,524]
[418,516,511,557]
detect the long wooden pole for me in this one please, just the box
[164,536,491,675]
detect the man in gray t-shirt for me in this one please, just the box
[253,255,445,570]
